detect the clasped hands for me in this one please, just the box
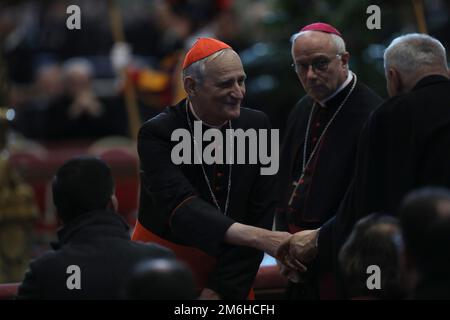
[197,228,318,299]
[275,229,320,283]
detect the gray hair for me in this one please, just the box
[62,57,94,78]
[182,48,232,83]
[384,33,447,74]
[291,31,346,54]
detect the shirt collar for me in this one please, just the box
[188,101,227,129]
[318,71,353,107]
[412,74,449,92]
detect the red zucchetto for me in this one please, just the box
[182,38,232,70]
[300,22,342,37]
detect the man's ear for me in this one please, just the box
[388,67,404,96]
[108,194,118,212]
[341,52,350,68]
[183,77,197,96]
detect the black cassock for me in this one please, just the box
[319,75,450,296]
[133,99,277,299]
[276,75,382,299]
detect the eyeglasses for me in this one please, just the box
[291,54,342,74]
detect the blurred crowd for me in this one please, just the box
[1,0,449,141]
[0,0,262,141]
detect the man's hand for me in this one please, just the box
[223,223,307,271]
[258,230,294,259]
[68,91,103,119]
[276,229,319,271]
[198,288,221,300]
[224,223,288,258]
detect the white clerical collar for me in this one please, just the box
[318,71,353,107]
[188,101,227,129]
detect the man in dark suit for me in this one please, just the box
[278,33,450,297]
[16,156,173,299]
[121,258,196,300]
[132,38,292,300]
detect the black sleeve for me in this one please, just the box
[317,181,356,273]
[206,112,278,299]
[274,122,290,232]
[317,113,378,272]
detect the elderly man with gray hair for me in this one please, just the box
[383,33,449,96]
[278,33,450,298]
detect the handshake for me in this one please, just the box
[225,223,320,282]
[271,229,320,283]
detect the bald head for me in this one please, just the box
[122,258,196,300]
[384,33,449,96]
[291,30,346,55]
[399,187,450,277]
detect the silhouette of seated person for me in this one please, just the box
[13,63,65,139]
[121,258,196,300]
[399,187,450,299]
[339,213,408,299]
[16,156,173,299]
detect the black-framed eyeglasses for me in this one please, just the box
[291,54,342,74]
